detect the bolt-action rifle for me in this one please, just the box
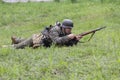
[67,26,106,46]
[75,26,106,42]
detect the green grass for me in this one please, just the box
[0,1,120,80]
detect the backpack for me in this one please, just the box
[41,25,53,47]
[41,21,62,47]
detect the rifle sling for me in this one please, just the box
[79,31,95,43]
[88,31,95,41]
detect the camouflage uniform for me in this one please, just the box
[49,26,73,46]
[13,25,78,49]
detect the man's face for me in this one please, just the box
[64,28,72,34]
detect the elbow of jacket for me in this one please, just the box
[53,39,63,45]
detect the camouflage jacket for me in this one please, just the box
[48,26,79,46]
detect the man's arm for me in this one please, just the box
[49,28,71,45]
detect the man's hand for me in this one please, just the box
[68,34,83,41]
[67,34,76,39]
[75,35,83,41]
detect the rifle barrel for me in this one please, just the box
[80,26,106,36]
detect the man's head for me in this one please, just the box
[61,19,74,34]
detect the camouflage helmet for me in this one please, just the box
[62,19,74,28]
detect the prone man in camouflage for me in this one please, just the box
[11,19,82,49]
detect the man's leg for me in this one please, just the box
[14,37,33,49]
[11,36,26,44]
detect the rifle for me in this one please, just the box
[74,26,106,42]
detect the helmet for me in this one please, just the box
[62,19,74,28]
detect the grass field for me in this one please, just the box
[0,1,120,80]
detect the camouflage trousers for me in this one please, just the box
[14,33,43,49]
